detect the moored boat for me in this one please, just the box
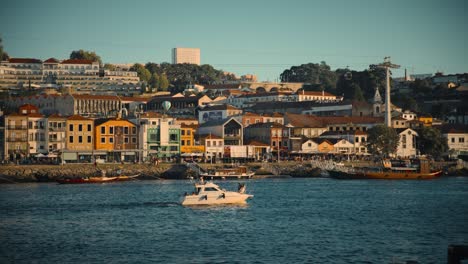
[181,180,253,206]
[56,176,118,184]
[329,157,442,180]
[200,166,255,179]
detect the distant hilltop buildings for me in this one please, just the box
[0,57,141,95]
[172,48,200,65]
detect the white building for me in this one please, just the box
[172,48,200,65]
[395,128,418,157]
[442,126,468,158]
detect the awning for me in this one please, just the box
[35,153,45,158]
[181,153,203,157]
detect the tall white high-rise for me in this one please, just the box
[172,48,200,65]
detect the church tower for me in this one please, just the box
[372,87,383,117]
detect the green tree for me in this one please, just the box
[159,74,169,91]
[366,124,399,158]
[149,73,160,91]
[69,49,102,64]
[131,63,151,83]
[280,62,337,92]
[0,36,9,60]
[416,126,448,159]
[351,83,365,101]
[104,63,116,71]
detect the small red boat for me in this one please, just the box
[56,176,118,184]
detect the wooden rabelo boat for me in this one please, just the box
[329,157,442,180]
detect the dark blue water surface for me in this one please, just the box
[1,177,468,263]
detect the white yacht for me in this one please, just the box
[181,180,253,206]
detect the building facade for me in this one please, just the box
[172,48,200,65]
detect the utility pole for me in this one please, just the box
[377,57,400,127]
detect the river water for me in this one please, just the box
[1,177,467,263]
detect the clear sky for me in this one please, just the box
[1,0,466,81]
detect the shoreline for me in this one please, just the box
[0,161,466,184]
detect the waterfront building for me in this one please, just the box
[198,134,224,161]
[136,112,181,160]
[323,116,384,132]
[395,128,418,157]
[180,123,204,155]
[94,117,138,162]
[27,112,47,155]
[3,105,39,160]
[441,125,468,158]
[46,114,67,154]
[243,122,289,157]
[172,48,200,65]
[65,115,94,156]
[198,117,243,146]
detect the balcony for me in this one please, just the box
[6,137,28,142]
[7,125,27,130]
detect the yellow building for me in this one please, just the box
[418,116,433,126]
[317,139,334,153]
[66,115,94,151]
[94,118,138,151]
[180,124,203,154]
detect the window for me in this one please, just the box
[402,135,407,149]
[187,130,191,136]
[79,136,82,143]
[170,134,177,142]
[132,137,136,144]
[124,127,129,134]
[87,124,91,131]
[101,127,105,134]
[109,126,114,134]
[213,141,216,146]
[124,137,129,143]
[187,140,191,145]
[88,136,91,143]
[308,143,312,147]
[69,136,73,143]
[150,134,157,141]
[460,137,465,143]
[109,137,113,143]
[451,138,455,143]
[101,137,105,143]
[181,140,185,146]
[181,130,185,136]
[79,124,83,131]
[69,124,73,131]
[207,141,211,147]
[132,127,136,134]
[355,137,359,143]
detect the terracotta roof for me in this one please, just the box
[180,123,199,129]
[72,94,120,100]
[285,113,325,127]
[61,59,96,64]
[44,58,60,63]
[47,114,66,119]
[8,58,42,64]
[119,96,149,102]
[27,113,44,118]
[67,115,91,121]
[245,122,285,128]
[140,112,164,118]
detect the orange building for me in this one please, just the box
[94,118,138,151]
[317,139,334,153]
[180,123,204,154]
